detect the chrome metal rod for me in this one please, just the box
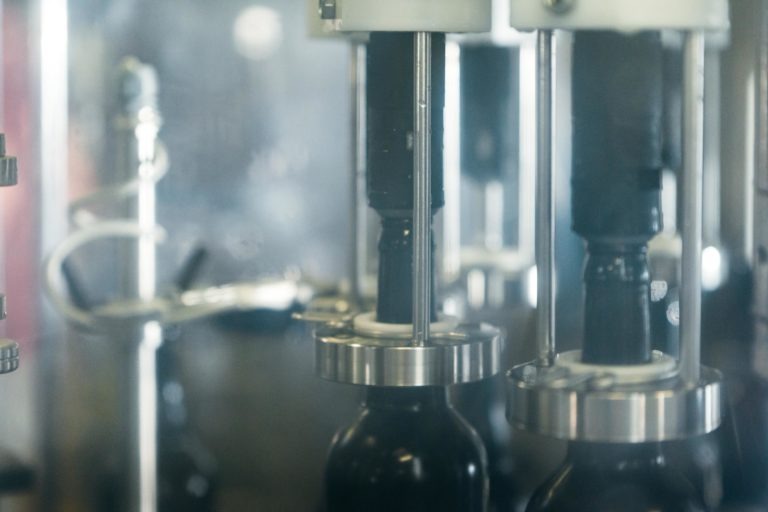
[680,31,706,384]
[117,59,162,512]
[349,42,368,307]
[536,30,556,366]
[126,323,163,512]
[759,1,768,197]
[755,0,768,360]
[413,32,432,346]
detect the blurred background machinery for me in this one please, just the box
[0,0,764,511]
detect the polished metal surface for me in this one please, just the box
[755,0,768,365]
[413,31,432,347]
[0,339,20,374]
[349,42,367,308]
[119,59,162,512]
[507,361,723,442]
[0,135,18,187]
[316,322,503,386]
[680,31,706,384]
[126,323,162,512]
[535,30,555,366]
[542,0,575,14]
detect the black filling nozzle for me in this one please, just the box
[572,31,664,365]
[366,32,446,324]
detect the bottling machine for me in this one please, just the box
[0,0,766,510]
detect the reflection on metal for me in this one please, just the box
[349,42,367,308]
[507,363,722,442]
[130,322,163,512]
[755,0,768,365]
[412,31,432,347]
[535,29,555,367]
[680,31,706,385]
[39,0,68,259]
[317,320,502,386]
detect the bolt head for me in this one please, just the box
[543,0,574,14]
[318,0,337,20]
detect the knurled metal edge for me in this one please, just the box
[0,339,20,374]
[506,362,722,442]
[315,323,503,386]
[0,157,17,187]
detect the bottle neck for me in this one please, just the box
[567,441,666,469]
[582,242,652,364]
[364,386,450,412]
[375,216,437,324]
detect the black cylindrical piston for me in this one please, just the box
[366,32,445,324]
[571,32,664,365]
[572,31,664,240]
[582,243,652,364]
[367,32,446,215]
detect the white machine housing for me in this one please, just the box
[509,0,729,31]
[315,0,493,33]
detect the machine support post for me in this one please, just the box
[535,30,556,366]
[349,42,367,308]
[413,31,432,347]
[681,31,706,384]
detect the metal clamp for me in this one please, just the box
[507,360,722,442]
[316,317,503,386]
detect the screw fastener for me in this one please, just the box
[319,0,337,20]
[543,0,574,14]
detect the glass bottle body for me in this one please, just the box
[325,386,489,512]
[526,442,705,512]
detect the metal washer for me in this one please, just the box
[316,322,503,387]
[506,361,722,443]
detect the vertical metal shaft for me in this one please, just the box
[681,31,706,384]
[117,59,162,512]
[536,30,556,366]
[484,181,504,252]
[413,32,432,346]
[126,323,162,512]
[349,42,368,307]
[754,0,768,366]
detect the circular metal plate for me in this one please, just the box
[506,361,722,442]
[316,323,503,386]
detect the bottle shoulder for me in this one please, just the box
[526,458,706,512]
[326,404,487,477]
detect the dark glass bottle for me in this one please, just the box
[325,386,489,512]
[526,442,705,512]
[157,342,217,512]
[455,377,529,512]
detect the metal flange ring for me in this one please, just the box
[506,361,722,443]
[316,322,503,387]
